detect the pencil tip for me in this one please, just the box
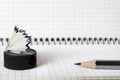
[74,63,81,65]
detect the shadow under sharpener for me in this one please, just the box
[4,49,37,70]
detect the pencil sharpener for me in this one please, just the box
[4,49,37,70]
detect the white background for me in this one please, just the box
[0,0,120,37]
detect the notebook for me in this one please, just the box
[0,38,120,80]
[0,0,120,79]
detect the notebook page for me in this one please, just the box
[0,0,120,38]
[1,45,120,80]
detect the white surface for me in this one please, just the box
[0,0,120,37]
[0,45,120,80]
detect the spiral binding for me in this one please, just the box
[0,37,120,46]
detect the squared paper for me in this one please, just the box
[0,45,120,80]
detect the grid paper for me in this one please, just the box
[0,0,120,37]
[0,45,120,80]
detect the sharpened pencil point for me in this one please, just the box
[75,63,81,65]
